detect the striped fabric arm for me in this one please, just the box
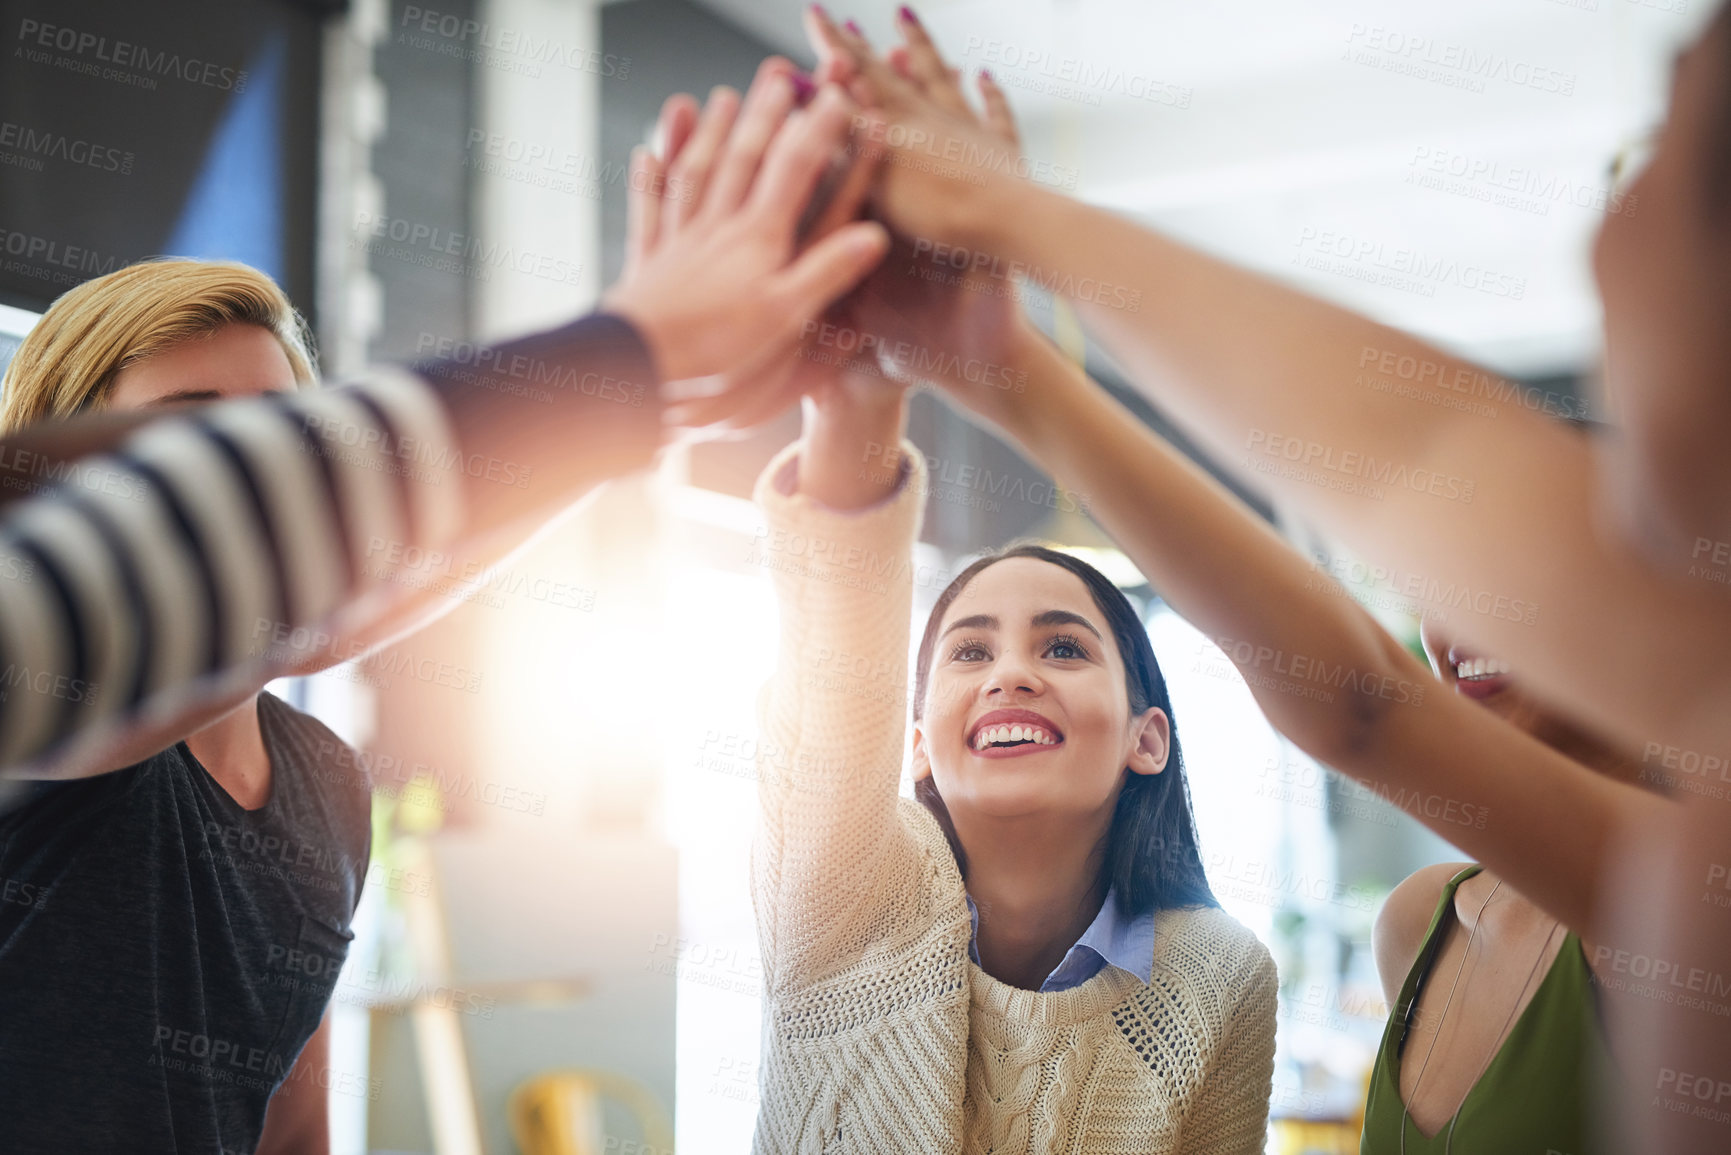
[0,367,463,770]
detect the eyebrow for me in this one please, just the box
[940,609,1104,642]
[1033,609,1103,641]
[145,390,225,407]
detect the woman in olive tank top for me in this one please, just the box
[1359,621,1648,1155]
[1362,864,1610,1154]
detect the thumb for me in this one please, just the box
[768,221,890,338]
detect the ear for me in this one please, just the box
[1126,708,1170,777]
[911,723,934,781]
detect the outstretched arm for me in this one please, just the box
[806,6,1731,764]
[953,324,1653,942]
[0,66,887,778]
[799,9,1656,940]
[811,12,1731,1150]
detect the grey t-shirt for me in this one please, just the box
[0,691,372,1153]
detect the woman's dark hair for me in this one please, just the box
[911,543,1217,918]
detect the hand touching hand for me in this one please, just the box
[600,62,890,384]
[806,6,1024,252]
[812,9,1045,429]
[627,59,906,440]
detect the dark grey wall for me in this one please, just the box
[0,0,325,317]
[367,0,478,362]
[600,0,813,290]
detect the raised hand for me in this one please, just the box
[811,9,1045,429]
[806,6,1024,252]
[622,59,903,438]
[600,60,889,385]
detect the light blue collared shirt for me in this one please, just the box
[966,886,1156,992]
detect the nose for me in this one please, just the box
[983,649,1044,698]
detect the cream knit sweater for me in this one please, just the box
[750,443,1278,1155]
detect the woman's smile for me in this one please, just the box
[968,707,1065,756]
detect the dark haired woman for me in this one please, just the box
[904,300,1645,1154]
[626,53,1276,1155]
[622,72,1277,1155]
[742,392,1275,1153]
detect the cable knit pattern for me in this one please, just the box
[750,441,1278,1155]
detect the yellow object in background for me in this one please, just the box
[508,1069,675,1155]
[1271,1116,1361,1155]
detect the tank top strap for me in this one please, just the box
[1395,864,1485,1031]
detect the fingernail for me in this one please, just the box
[979,68,992,81]
[845,19,863,35]
[789,71,817,103]
[899,6,919,24]
[810,3,828,17]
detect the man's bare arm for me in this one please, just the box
[256,1011,333,1155]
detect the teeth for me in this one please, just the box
[972,722,1062,749]
[1456,657,1510,681]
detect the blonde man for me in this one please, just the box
[0,258,371,1154]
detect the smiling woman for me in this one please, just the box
[911,545,1218,935]
[604,27,1287,1150]
[749,428,1277,1155]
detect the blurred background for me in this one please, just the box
[0,0,1709,1151]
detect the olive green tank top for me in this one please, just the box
[1361,865,1609,1155]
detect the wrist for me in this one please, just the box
[598,291,682,382]
[948,170,1041,258]
[1003,329,1093,460]
[798,391,909,509]
[995,324,1084,450]
[806,388,907,453]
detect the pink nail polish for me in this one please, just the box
[979,68,992,80]
[899,6,919,24]
[789,71,817,103]
[810,3,828,17]
[845,19,863,35]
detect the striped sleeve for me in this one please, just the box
[0,367,463,771]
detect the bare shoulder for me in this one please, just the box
[1374,862,1474,1006]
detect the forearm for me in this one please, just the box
[0,314,663,775]
[795,390,909,510]
[975,185,1731,759]
[995,332,1645,938]
[976,183,1482,505]
[1002,329,1413,762]
[752,439,925,984]
[416,312,662,530]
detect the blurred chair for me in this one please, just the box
[1271,1117,1361,1155]
[508,1069,675,1155]
[361,827,678,1153]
